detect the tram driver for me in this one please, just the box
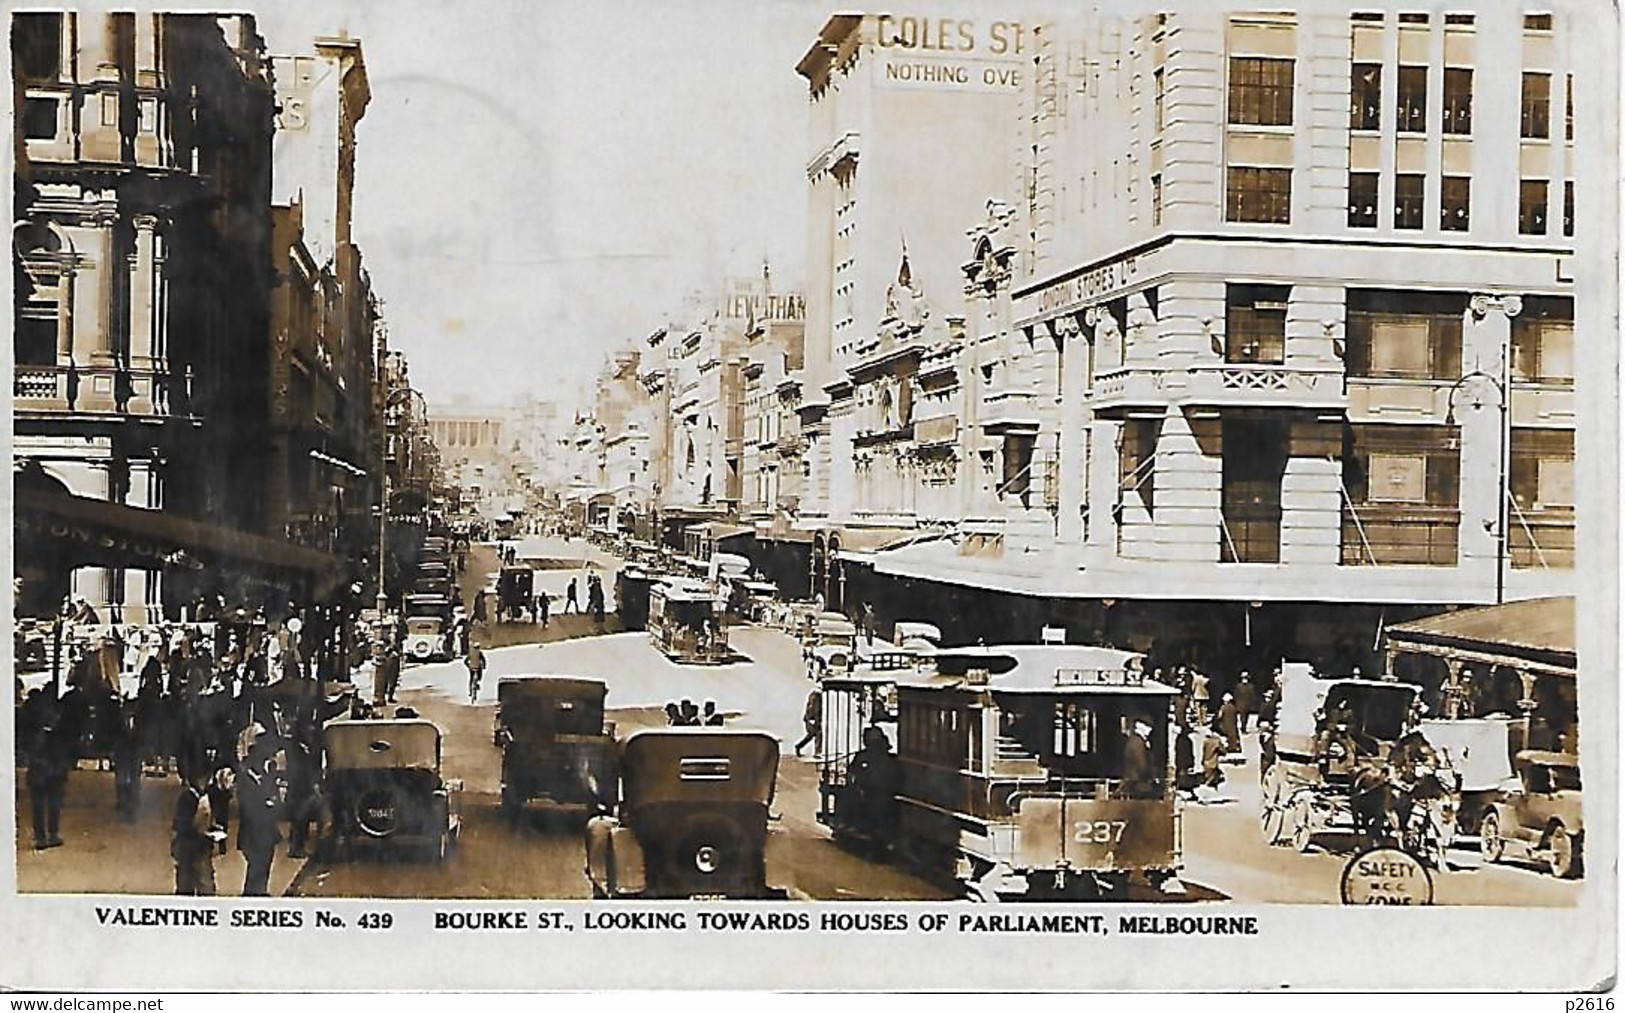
[1120,718,1161,800]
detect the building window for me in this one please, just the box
[1524,13,1553,31]
[1509,428,1574,569]
[1519,179,1549,235]
[1220,416,1286,564]
[1227,57,1294,127]
[1350,63,1382,130]
[1563,180,1574,237]
[1398,12,1429,24]
[1118,418,1158,516]
[1443,68,1472,134]
[1226,166,1291,224]
[1153,68,1165,133]
[12,13,62,82]
[1441,176,1470,231]
[1342,423,1461,565]
[1348,172,1379,228]
[22,98,57,140]
[1225,285,1289,365]
[1346,291,1465,380]
[1511,297,1574,385]
[1150,173,1163,226]
[1522,72,1551,138]
[1394,174,1424,229]
[101,93,119,127]
[1396,66,1428,133]
[1444,13,1475,25]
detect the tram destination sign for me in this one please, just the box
[1055,668,1145,687]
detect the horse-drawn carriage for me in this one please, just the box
[1259,663,1458,869]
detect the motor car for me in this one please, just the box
[495,677,618,812]
[404,593,453,621]
[323,718,462,860]
[402,616,450,662]
[804,612,857,680]
[1479,750,1583,879]
[585,729,784,899]
[497,566,535,622]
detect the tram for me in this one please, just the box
[818,644,1183,901]
[648,578,728,663]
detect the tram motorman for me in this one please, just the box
[847,725,902,842]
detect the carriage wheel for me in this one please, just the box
[1289,795,1315,853]
[1260,763,1283,809]
[1478,812,1504,863]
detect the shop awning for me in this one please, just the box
[16,487,343,579]
[685,521,753,541]
[1385,597,1576,675]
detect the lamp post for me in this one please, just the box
[1444,362,1511,606]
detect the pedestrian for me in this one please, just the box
[1190,669,1211,726]
[24,694,72,850]
[564,578,580,615]
[1214,692,1241,756]
[1233,673,1258,734]
[862,602,875,647]
[171,771,218,896]
[113,697,142,822]
[678,698,700,726]
[537,590,550,629]
[664,701,682,726]
[465,641,487,704]
[473,590,488,625]
[284,730,319,860]
[237,738,283,897]
[383,640,402,704]
[702,700,724,726]
[1199,728,1226,793]
[794,689,821,756]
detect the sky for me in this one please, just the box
[257,0,829,412]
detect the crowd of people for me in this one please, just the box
[14,593,379,895]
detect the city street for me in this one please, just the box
[15,538,1585,907]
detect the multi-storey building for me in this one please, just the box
[266,37,378,564]
[867,9,1579,679]
[780,11,1028,610]
[12,13,290,620]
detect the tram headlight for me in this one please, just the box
[695,845,720,874]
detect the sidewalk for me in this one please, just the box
[14,766,306,897]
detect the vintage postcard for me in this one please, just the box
[2,0,1616,991]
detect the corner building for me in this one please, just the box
[870,8,1578,677]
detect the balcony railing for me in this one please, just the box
[13,364,197,418]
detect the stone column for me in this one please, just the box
[1151,405,1222,563]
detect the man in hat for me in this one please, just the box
[1121,718,1159,799]
[237,734,284,897]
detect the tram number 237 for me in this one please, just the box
[1073,820,1128,844]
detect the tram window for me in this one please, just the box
[1052,702,1099,757]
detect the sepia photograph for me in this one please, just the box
[3,0,1617,992]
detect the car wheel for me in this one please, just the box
[1289,794,1315,853]
[1547,827,1580,879]
[412,640,431,660]
[1479,812,1504,863]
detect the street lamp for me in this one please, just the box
[1444,363,1510,606]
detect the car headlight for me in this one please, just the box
[695,845,719,874]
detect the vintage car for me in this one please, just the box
[404,593,453,621]
[1479,750,1583,879]
[324,719,462,860]
[497,566,535,622]
[585,729,785,899]
[495,677,618,813]
[804,612,858,680]
[402,616,450,662]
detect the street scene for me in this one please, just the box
[12,4,1592,911]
